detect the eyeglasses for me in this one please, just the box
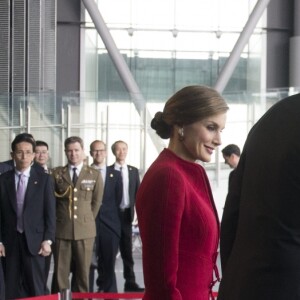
[15,151,34,156]
[35,150,48,155]
[91,149,106,153]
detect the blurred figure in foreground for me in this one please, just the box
[219,93,300,299]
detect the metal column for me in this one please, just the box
[81,0,165,153]
[289,0,300,87]
[214,0,271,93]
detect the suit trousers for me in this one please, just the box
[54,238,94,292]
[4,232,45,299]
[119,208,135,283]
[95,222,120,292]
[0,259,4,300]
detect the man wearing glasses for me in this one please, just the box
[0,133,55,299]
[89,140,123,292]
[34,140,51,174]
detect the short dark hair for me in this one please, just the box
[111,140,127,155]
[11,133,36,152]
[36,140,49,149]
[222,144,241,157]
[64,136,84,149]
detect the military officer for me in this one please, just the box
[52,136,103,293]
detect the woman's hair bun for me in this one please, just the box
[151,112,171,139]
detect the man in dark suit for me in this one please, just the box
[111,140,144,292]
[89,140,123,292]
[0,133,55,299]
[218,93,300,300]
[52,136,103,293]
[34,140,53,294]
[35,140,51,174]
[221,144,241,191]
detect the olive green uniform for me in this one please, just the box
[52,165,103,292]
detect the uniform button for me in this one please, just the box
[74,188,77,192]
[74,206,77,210]
[74,215,78,219]
[74,197,78,201]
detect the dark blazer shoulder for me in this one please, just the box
[106,165,120,173]
[29,165,49,178]
[127,164,138,171]
[0,162,13,175]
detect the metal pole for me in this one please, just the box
[81,0,165,153]
[27,105,31,133]
[60,289,72,300]
[61,104,66,166]
[214,0,271,93]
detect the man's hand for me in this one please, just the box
[0,244,5,257]
[38,241,52,256]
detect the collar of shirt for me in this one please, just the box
[15,167,31,189]
[15,166,31,177]
[91,163,105,171]
[91,164,106,183]
[68,162,83,174]
[114,162,127,171]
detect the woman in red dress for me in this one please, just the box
[136,85,228,300]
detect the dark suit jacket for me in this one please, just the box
[128,165,140,222]
[0,167,56,255]
[110,164,140,222]
[97,166,122,237]
[218,93,300,300]
[0,162,11,175]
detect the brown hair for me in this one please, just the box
[90,140,106,151]
[151,85,228,139]
[64,136,84,149]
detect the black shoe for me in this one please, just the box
[124,282,145,292]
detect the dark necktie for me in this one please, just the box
[16,173,26,233]
[72,167,78,185]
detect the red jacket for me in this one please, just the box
[136,148,219,300]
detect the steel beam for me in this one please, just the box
[214,0,271,93]
[81,0,165,153]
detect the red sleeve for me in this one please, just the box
[137,166,184,299]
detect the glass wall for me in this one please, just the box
[82,0,265,101]
[0,88,297,217]
[0,0,285,217]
